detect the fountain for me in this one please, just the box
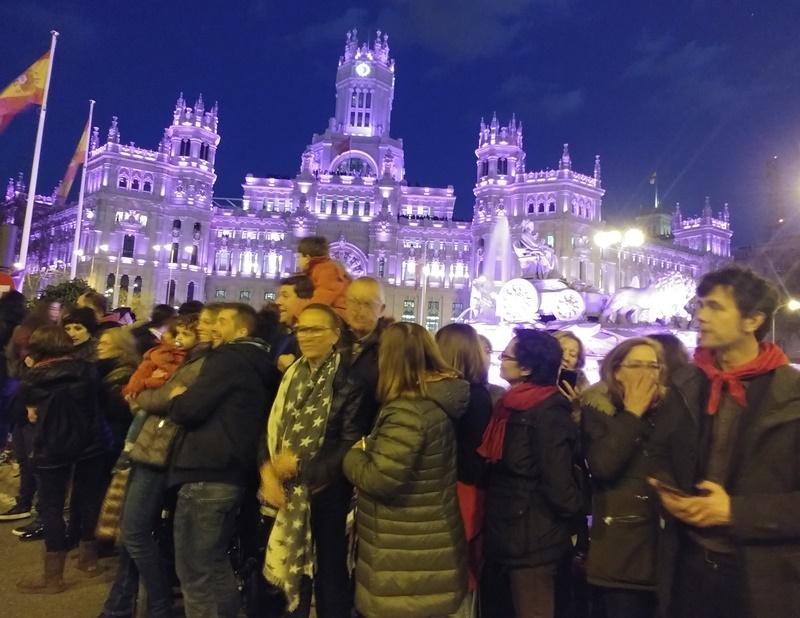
[464,215,700,387]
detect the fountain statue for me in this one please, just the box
[513,220,558,279]
[602,271,696,325]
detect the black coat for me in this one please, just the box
[580,384,659,590]
[483,392,584,568]
[169,337,280,487]
[19,357,109,468]
[458,383,493,486]
[652,364,800,618]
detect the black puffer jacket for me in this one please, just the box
[483,391,583,568]
[169,337,280,487]
[343,377,469,618]
[19,357,109,468]
[580,384,659,590]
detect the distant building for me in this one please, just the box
[2,29,731,328]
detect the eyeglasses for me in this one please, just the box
[295,326,333,336]
[619,362,661,371]
[499,353,518,362]
[346,298,381,310]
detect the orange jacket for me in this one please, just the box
[304,257,351,318]
[123,344,186,396]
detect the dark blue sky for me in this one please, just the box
[1,0,799,247]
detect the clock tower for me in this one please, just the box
[332,29,395,138]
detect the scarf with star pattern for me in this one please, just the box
[264,352,338,611]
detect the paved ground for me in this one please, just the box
[0,462,114,618]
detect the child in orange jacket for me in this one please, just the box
[296,236,351,319]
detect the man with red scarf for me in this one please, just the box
[650,266,800,618]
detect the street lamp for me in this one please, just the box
[593,227,645,292]
[772,298,800,343]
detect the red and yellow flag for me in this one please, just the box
[57,120,90,202]
[0,51,50,132]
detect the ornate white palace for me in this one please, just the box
[2,30,732,329]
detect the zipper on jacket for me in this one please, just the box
[602,514,647,525]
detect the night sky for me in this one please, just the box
[1,0,798,247]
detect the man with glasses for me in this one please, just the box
[260,304,363,618]
[342,277,392,431]
[651,266,800,618]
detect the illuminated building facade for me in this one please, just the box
[2,30,732,328]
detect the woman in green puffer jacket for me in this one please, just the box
[343,322,469,618]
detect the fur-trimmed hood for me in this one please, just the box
[579,382,617,416]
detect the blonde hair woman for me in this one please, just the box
[579,337,666,618]
[343,322,469,618]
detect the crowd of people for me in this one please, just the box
[0,234,797,618]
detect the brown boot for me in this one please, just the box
[76,540,103,576]
[17,551,68,594]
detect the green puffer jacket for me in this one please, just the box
[343,378,469,618]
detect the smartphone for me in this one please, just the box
[651,479,691,498]
[560,369,579,390]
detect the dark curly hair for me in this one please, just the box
[512,328,563,386]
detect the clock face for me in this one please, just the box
[355,62,371,77]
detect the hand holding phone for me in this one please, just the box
[648,478,691,498]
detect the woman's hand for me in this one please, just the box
[259,462,287,509]
[151,368,168,380]
[622,375,658,417]
[272,450,299,481]
[26,406,38,424]
[558,380,582,403]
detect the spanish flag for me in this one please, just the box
[57,120,90,202]
[0,51,50,132]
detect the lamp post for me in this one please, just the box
[771,298,800,343]
[593,228,645,292]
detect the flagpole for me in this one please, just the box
[18,30,59,272]
[654,178,659,210]
[70,99,95,279]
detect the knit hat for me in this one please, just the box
[62,307,99,336]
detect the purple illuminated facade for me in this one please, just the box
[2,30,732,326]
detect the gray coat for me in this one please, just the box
[343,378,469,618]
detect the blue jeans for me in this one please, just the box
[174,482,243,618]
[104,464,172,618]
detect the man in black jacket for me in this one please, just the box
[341,277,392,429]
[169,303,280,618]
[651,266,800,618]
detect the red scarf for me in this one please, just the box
[693,343,789,415]
[477,383,557,463]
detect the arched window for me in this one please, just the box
[118,175,128,189]
[364,201,371,216]
[142,180,152,193]
[173,219,182,230]
[480,160,489,177]
[188,245,198,266]
[166,280,176,305]
[179,139,191,157]
[187,281,195,302]
[342,199,349,215]
[131,177,140,191]
[169,242,179,263]
[527,203,535,214]
[199,143,209,161]
[119,275,130,305]
[548,201,556,213]
[538,203,545,213]
[122,234,135,258]
[133,276,143,302]
[105,273,115,299]
[498,158,508,175]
